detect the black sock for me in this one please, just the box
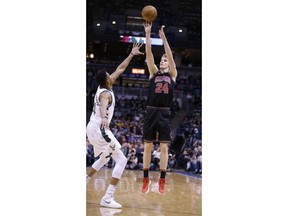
[144,169,149,178]
[160,170,166,179]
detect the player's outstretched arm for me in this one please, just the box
[143,22,158,79]
[110,42,144,83]
[159,25,177,81]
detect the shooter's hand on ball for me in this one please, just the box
[143,22,152,34]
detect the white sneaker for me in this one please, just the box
[99,207,122,216]
[100,196,122,208]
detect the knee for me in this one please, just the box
[119,154,128,165]
[111,151,127,179]
[91,154,110,170]
[144,142,153,152]
[113,150,128,165]
[160,144,168,154]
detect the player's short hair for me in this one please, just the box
[162,54,168,58]
[95,69,107,86]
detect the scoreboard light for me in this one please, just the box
[132,68,145,75]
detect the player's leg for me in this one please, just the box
[158,142,169,194]
[142,141,153,193]
[86,122,109,183]
[157,109,172,194]
[86,150,110,183]
[142,109,157,193]
[100,136,127,208]
[159,142,169,170]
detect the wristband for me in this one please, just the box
[102,116,108,119]
[130,53,135,56]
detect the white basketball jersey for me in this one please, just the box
[89,86,115,124]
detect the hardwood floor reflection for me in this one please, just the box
[87,169,202,216]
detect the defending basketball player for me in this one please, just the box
[142,22,178,195]
[86,42,144,208]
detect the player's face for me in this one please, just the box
[160,57,169,69]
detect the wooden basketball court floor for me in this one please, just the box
[86,168,202,216]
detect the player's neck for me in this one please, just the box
[160,69,169,74]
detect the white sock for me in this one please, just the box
[104,184,116,198]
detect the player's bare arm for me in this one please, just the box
[99,91,111,129]
[110,42,144,84]
[159,25,177,81]
[143,22,158,79]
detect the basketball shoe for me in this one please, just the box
[158,178,165,195]
[100,196,122,208]
[142,177,151,193]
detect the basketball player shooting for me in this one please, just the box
[142,22,178,195]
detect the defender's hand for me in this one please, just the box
[131,42,144,56]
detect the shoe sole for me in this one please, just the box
[142,180,151,194]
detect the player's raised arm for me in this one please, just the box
[159,25,177,81]
[110,42,144,84]
[143,22,158,79]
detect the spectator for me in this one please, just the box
[126,148,139,170]
[152,146,161,170]
[167,153,176,171]
[177,149,192,171]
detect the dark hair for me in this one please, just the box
[95,69,107,86]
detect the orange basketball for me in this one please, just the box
[141,5,157,22]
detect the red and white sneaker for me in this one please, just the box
[142,177,151,193]
[158,178,166,195]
